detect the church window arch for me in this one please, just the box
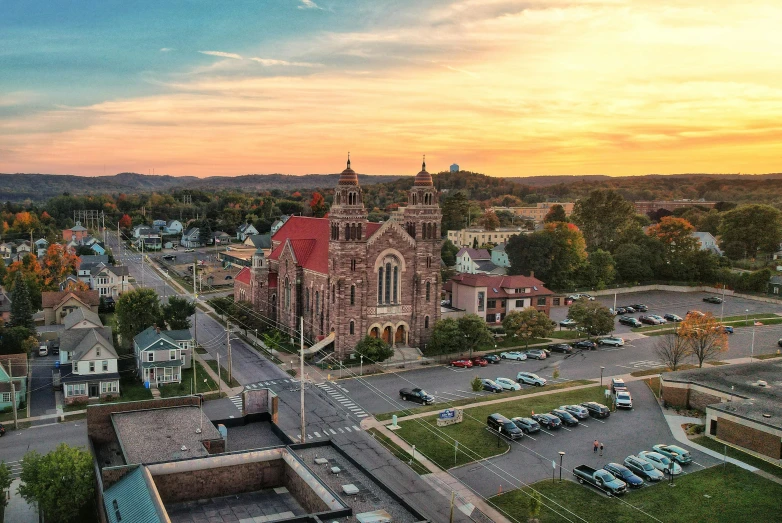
[377,254,401,305]
[350,285,355,305]
[305,287,310,311]
[426,281,431,302]
[424,315,430,329]
[315,291,320,316]
[284,277,290,310]
[349,320,355,335]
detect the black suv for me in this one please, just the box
[631,304,649,312]
[531,413,561,430]
[618,316,642,327]
[548,343,573,354]
[572,340,597,350]
[603,463,644,488]
[511,417,541,434]
[580,401,611,418]
[550,409,579,427]
[399,388,434,405]
[487,413,524,439]
[703,296,723,304]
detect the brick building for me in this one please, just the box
[634,200,718,215]
[661,361,782,460]
[237,158,442,357]
[443,273,553,324]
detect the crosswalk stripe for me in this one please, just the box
[353,425,361,431]
[329,429,337,435]
[357,414,368,418]
[314,431,321,438]
[344,426,352,432]
[337,428,344,433]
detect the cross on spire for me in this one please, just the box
[422,154,426,171]
[347,152,351,170]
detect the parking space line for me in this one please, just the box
[580,423,589,428]
[692,461,706,468]
[593,419,606,424]
[541,430,555,437]
[561,427,572,432]
[524,434,537,441]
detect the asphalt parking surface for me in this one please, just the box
[448,380,723,498]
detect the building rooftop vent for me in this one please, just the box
[757,380,768,387]
[762,413,772,418]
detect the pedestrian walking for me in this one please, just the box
[593,440,599,453]
[599,443,604,456]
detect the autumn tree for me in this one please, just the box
[309,192,328,218]
[647,216,698,255]
[41,244,80,289]
[571,190,636,252]
[502,308,555,348]
[5,255,44,309]
[653,333,689,372]
[118,214,132,229]
[544,204,567,223]
[12,211,40,233]
[567,299,615,338]
[678,313,728,367]
[479,210,500,231]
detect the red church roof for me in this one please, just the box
[235,267,251,285]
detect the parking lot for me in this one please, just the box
[449,380,724,498]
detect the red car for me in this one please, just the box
[450,359,473,368]
[470,357,488,367]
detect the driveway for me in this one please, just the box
[448,380,723,498]
[28,352,58,419]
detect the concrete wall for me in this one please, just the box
[87,396,201,445]
[587,284,731,297]
[661,380,729,410]
[283,462,329,514]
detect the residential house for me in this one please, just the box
[242,233,272,250]
[455,247,504,275]
[63,307,103,330]
[165,220,183,235]
[63,221,89,242]
[34,238,49,257]
[491,242,510,268]
[90,263,130,297]
[132,226,162,250]
[236,223,259,241]
[768,275,782,296]
[693,231,722,255]
[152,219,168,232]
[444,273,554,323]
[77,255,110,282]
[0,243,13,260]
[212,231,231,245]
[0,354,27,410]
[15,241,31,256]
[59,275,83,291]
[181,227,201,248]
[0,290,10,323]
[133,326,193,387]
[42,290,100,325]
[59,326,120,404]
[270,215,290,236]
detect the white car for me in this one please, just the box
[558,404,589,419]
[495,377,521,391]
[649,315,667,324]
[615,390,633,409]
[638,451,682,475]
[598,336,624,347]
[38,345,48,357]
[500,351,527,361]
[517,372,546,386]
[184,248,195,252]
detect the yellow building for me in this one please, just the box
[447,227,525,248]
[490,202,575,223]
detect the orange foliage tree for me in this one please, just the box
[677,312,729,367]
[119,214,132,229]
[41,244,81,289]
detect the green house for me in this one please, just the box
[0,354,28,410]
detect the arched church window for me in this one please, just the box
[377,255,401,305]
[426,281,431,301]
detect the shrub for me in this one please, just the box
[471,376,483,392]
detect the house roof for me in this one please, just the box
[90,263,129,277]
[0,291,10,313]
[212,231,230,238]
[235,267,251,284]
[63,308,103,330]
[182,227,199,237]
[456,247,491,260]
[42,290,100,309]
[769,275,782,285]
[492,242,507,253]
[0,353,28,379]
[77,255,109,266]
[103,466,163,523]
[246,234,272,249]
[165,329,193,341]
[238,223,256,233]
[450,273,553,298]
[72,329,116,361]
[166,220,180,227]
[269,217,330,274]
[70,223,87,232]
[475,260,500,272]
[133,326,183,351]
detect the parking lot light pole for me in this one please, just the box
[751,321,756,362]
[558,452,565,482]
[600,366,605,388]
[745,309,749,327]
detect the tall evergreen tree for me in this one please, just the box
[10,272,35,330]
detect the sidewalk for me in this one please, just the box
[193,351,244,397]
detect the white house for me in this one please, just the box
[34,238,49,257]
[59,326,120,404]
[270,215,290,236]
[236,223,259,241]
[133,326,193,387]
[165,220,183,235]
[455,247,505,275]
[89,263,130,297]
[692,231,722,255]
[181,227,201,248]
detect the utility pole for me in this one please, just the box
[216,353,222,397]
[226,321,232,384]
[300,316,305,443]
[102,212,106,245]
[193,260,198,396]
[141,239,145,287]
[10,378,18,430]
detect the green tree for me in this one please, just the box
[18,444,95,523]
[162,296,197,330]
[0,325,35,355]
[528,490,542,522]
[353,336,394,363]
[441,239,459,266]
[116,288,163,344]
[613,243,654,282]
[471,376,483,392]
[427,318,462,356]
[442,192,470,232]
[458,314,494,357]
[571,190,636,251]
[502,308,554,348]
[582,249,616,289]
[699,209,722,236]
[198,219,213,246]
[719,204,782,259]
[10,272,35,330]
[567,299,615,338]
[0,461,12,512]
[506,222,587,290]
[543,204,567,223]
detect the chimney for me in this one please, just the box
[529,271,534,279]
[155,325,160,334]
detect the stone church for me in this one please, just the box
[235,158,442,358]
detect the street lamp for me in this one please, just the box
[751,321,756,362]
[600,366,605,388]
[360,355,364,376]
[558,452,565,482]
[745,309,749,327]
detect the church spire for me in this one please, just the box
[422,154,426,172]
[347,151,351,170]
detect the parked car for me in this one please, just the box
[450,359,473,368]
[664,313,683,322]
[162,254,177,260]
[639,315,660,325]
[50,340,60,356]
[38,345,48,357]
[559,318,578,328]
[623,455,664,481]
[611,378,627,392]
[548,343,573,354]
[598,336,624,347]
[778,338,782,348]
[615,390,633,409]
[649,314,667,324]
[572,340,597,351]
[0,424,4,437]
[703,296,723,304]
[470,357,489,367]
[638,451,682,475]
[580,401,611,418]
[487,413,524,439]
[511,417,541,434]
[572,466,627,495]
[483,354,502,364]
[686,310,705,317]
[531,413,561,429]
[618,316,642,327]
[495,377,521,391]
[615,307,627,315]
[517,372,547,386]
[652,444,693,465]
[500,351,527,361]
[399,388,434,405]
[622,306,636,313]
[558,404,589,419]
[481,379,504,393]
[631,304,649,312]
[567,293,594,301]
[551,409,580,427]
[524,349,547,360]
[603,463,644,489]
[723,325,734,334]
[184,248,195,252]
[580,294,595,301]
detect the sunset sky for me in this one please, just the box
[2,0,781,178]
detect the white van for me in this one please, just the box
[38,345,48,357]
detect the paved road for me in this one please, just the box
[27,353,58,421]
[0,420,88,467]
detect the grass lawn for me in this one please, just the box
[644,376,661,398]
[158,362,220,397]
[206,360,241,387]
[376,380,595,421]
[630,364,697,377]
[692,436,782,480]
[490,464,782,523]
[394,385,606,469]
[116,378,154,401]
[755,352,782,360]
[548,330,582,340]
[367,429,431,475]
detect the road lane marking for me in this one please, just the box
[314,431,321,438]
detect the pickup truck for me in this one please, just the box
[573,465,627,496]
[399,388,434,405]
